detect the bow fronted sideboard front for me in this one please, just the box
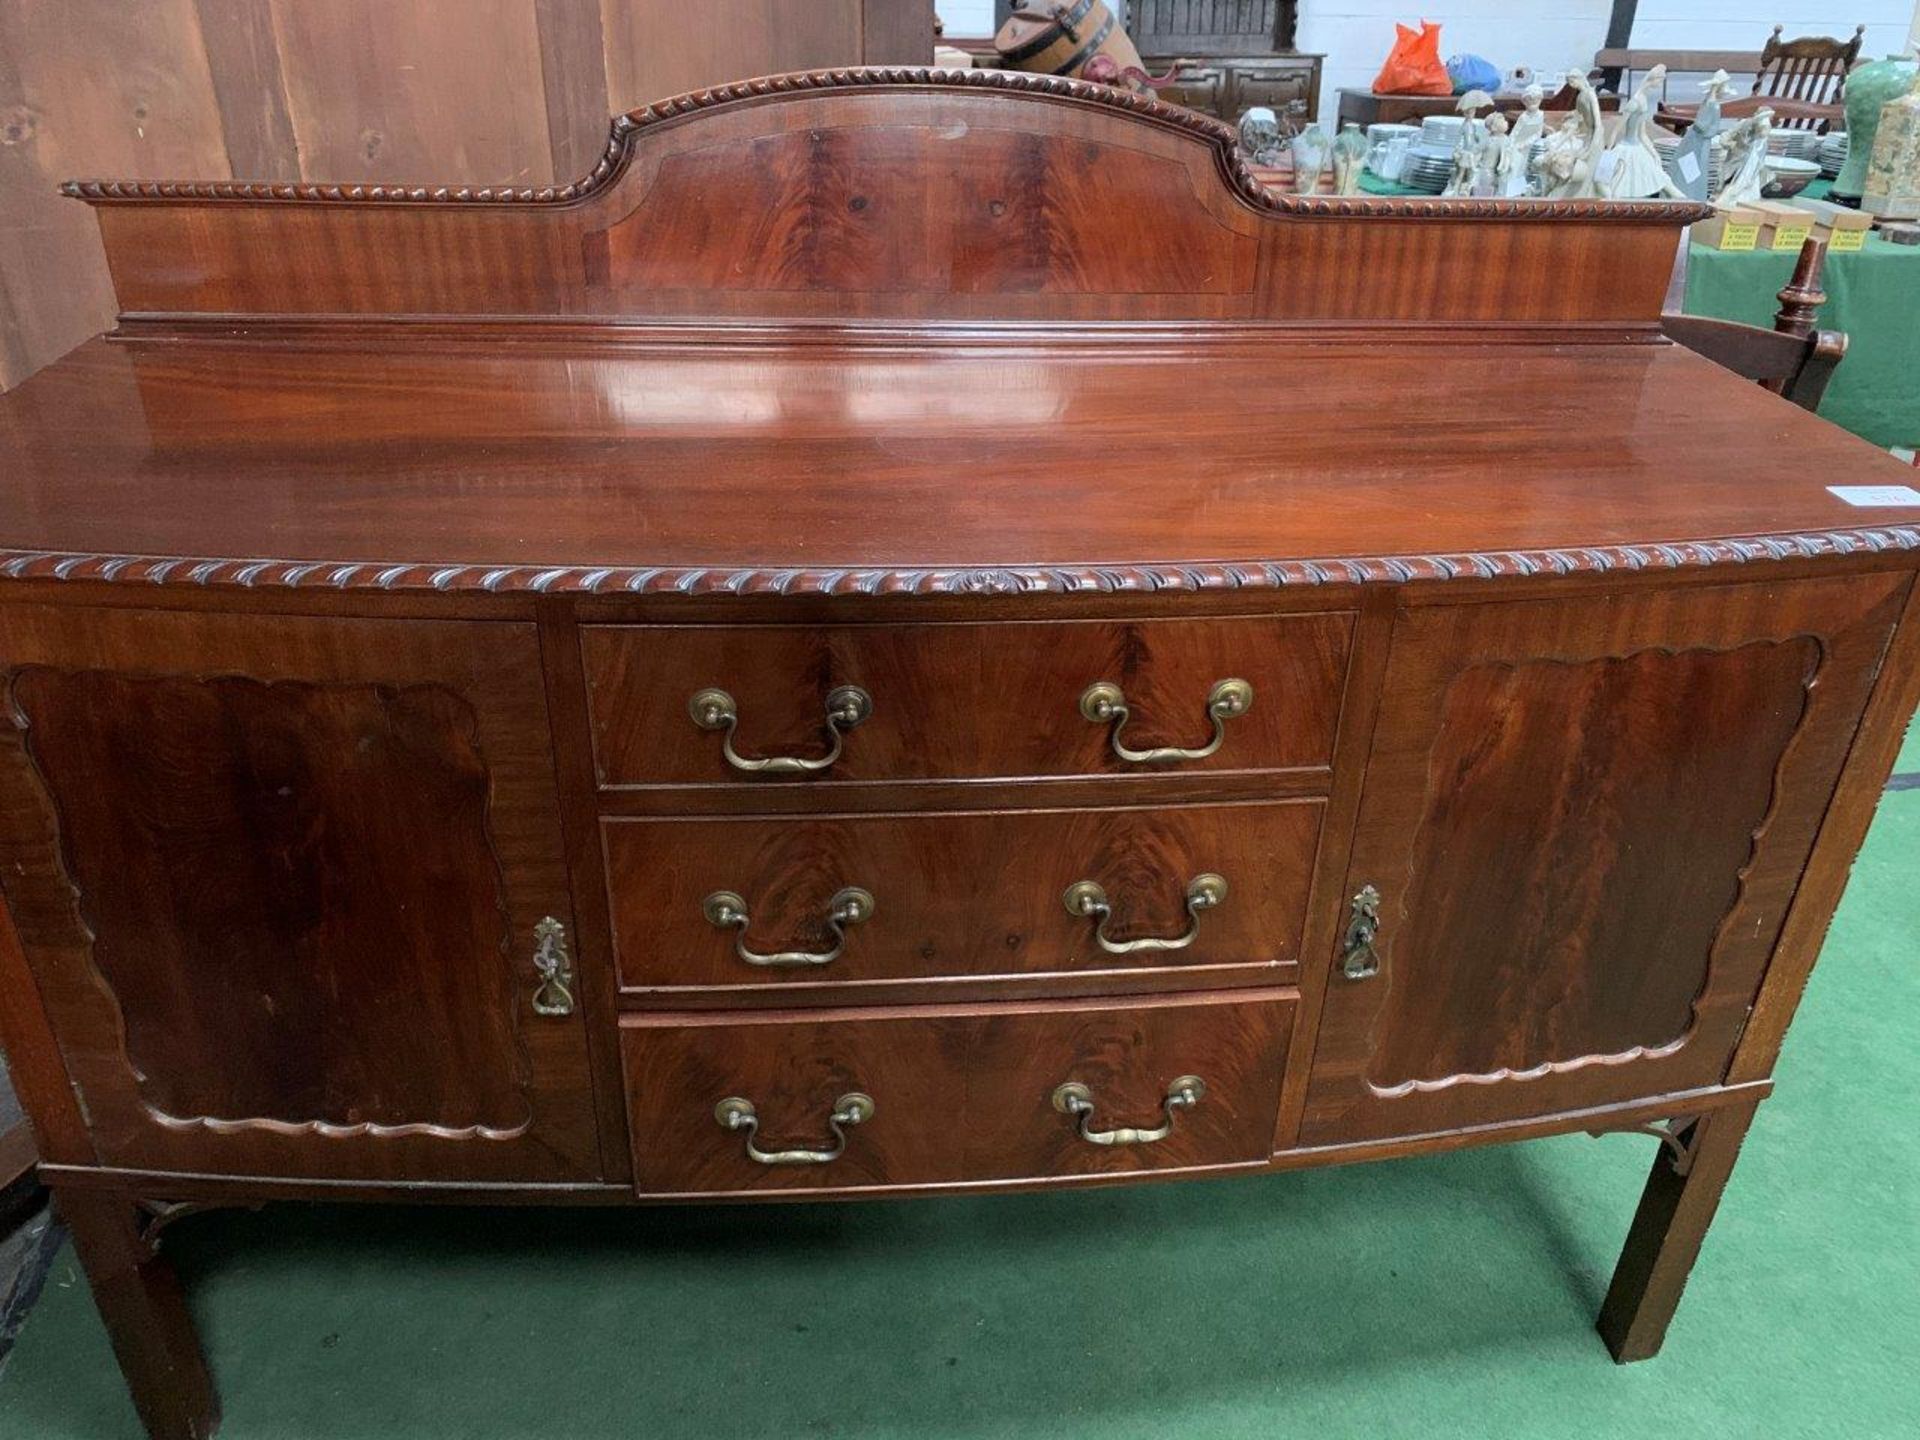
[2,69,1917,1440]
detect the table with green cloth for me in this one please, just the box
[1683,207,1920,451]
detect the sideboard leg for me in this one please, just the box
[1596,1098,1759,1363]
[55,1187,220,1440]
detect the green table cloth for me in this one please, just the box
[1683,181,1920,450]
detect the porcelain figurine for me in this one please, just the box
[1507,83,1546,196]
[1715,108,1776,207]
[1237,106,1285,165]
[1539,72,1606,199]
[1443,90,1494,197]
[1672,70,1733,202]
[1862,73,1920,219]
[1603,65,1685,199]
[1290,121,1331,194]
[1331,122,1368,195]
[1478,114,1514,197]
[1694,69,1736,139]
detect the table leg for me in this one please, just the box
[1596,1097,1759,1362]
[55,1187,219,1440]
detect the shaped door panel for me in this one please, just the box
[0,606,601,1182]
[1301,574,1907,1144]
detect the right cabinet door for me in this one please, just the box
[1302,573,1908,1145]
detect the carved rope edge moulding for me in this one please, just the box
[58,66,1712,225]
[0,531,1915,597]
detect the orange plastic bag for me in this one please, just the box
[1372,21,1452,96]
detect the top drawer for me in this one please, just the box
[582,615,1352,789]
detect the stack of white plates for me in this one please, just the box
[1399,144,1454,194]
[1418,115,1465,149]
[1768,129,1820,162]
[1366,122,1419,147]
[1819,131,1849,178]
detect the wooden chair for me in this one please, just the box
[1751,23,1864,128]
[1661,237,1848,411]
[1643,23,1864,134]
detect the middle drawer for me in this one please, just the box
[603,798,1321,996]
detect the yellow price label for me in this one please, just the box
[1718,222,1759,251]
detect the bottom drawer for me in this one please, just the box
[621,990,1294,1194]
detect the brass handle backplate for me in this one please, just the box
[688,685,872,774]
[1342,884,1382,980]
[1062,873,1227,954]
[1079,678,1252,764]
[1052,1076,1206,1146]
[530,916,575,1016]
[701,887,876,968]
[714,1092,874,1165]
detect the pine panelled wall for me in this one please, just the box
[0,0,934,389]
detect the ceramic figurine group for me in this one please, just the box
[1436,72,1619,199]
[1422,64,1768,203]
[1250,62,1785,205]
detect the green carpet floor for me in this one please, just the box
[3,783,1917,1437]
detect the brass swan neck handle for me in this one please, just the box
[702,887,875,968]
[1062,873,1227,954]
[714,1093,874,1165]
[688,685,871,774]
[1079,678,1252,764]
[1052,1076,1206,1146]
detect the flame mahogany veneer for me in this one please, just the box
[2,70,1918,1439]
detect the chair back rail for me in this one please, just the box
[1661,236,1847,411]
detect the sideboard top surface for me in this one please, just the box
[0,334,1913,598]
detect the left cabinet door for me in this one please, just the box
[0,605,603,1184]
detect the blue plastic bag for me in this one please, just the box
[1447,53,1500,95]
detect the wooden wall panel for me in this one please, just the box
[600,1,861,114]
[0,0,933,390]
[536,0,616,181]
[0,0,228,387]
[191,0,299,181]
[268,0,554,185]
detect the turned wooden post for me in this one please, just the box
[1773,235,1829,339]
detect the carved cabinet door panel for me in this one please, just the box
[0,605,602,1183]
[1302,574,1908,1145]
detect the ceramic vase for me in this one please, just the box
[1862,74,1920,219]
[1290,122,1330,194]
[1331,123,1368,195]
[1834,51,1919,198]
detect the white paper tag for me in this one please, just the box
[1827,484,1920,507]
[1677,152,1702,183]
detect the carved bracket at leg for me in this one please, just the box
[1586,1116,1703,1177]
[135,1198,259,1258]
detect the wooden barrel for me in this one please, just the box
[993,2,1148,87]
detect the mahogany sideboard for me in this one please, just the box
[2,69,1918,1440]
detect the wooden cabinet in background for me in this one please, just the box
[1130,0,1319,121]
